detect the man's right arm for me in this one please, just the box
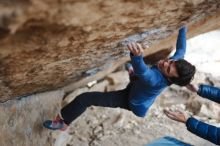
[130,53,149,75]
[128,43,155,84]
[130,53,156,84]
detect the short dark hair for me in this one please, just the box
[169,59,195,86]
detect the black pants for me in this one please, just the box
[61,84,131,125]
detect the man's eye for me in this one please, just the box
[167,67,170,73]
[168,61,174,74]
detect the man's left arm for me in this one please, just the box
[170,27,187,60]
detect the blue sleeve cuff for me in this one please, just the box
[130,53,148,75]
[197,85,203,95]
[179,27,187,34]
[186,117,197,130]
[130,53,143,60]
[197,84,220,103]
[197,85,202,96]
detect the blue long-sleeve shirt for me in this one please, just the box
[128,27,187,117]
[186,117,220,145]
[185,85,220,145]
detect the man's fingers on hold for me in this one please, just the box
[131,42,138,54]
[137,43,143,53]
[127,44,132,52]
[136,44,142,55]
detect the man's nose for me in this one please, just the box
[164,61,169,67]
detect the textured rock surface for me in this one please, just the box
[0,89,64,146]
[1,1,220,146]
[0,0,220,101]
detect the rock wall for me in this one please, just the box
[0,0,220,146]
[0,0,220,101]
[0,89,64,146]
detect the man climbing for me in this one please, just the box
[43,26,196,131]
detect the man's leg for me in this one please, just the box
[61,87,130,125]
[43,85,130,130]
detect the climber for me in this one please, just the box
[43,26,196,131]
[164,84,220,145]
